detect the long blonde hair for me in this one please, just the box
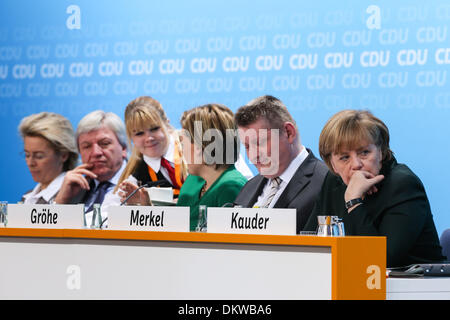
[115,96,188,191]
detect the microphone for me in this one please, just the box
[120,180,172,206]
[99,180,173,228]
[221,202,234,207]
[221,202,243,208]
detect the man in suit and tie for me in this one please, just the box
[233,95,328,233]
[55,110,128,221]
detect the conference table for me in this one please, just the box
[0,227,448,300]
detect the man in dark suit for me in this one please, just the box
[233,95,328,233]
[54,110,128,221]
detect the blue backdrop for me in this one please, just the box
[1,0,449,235]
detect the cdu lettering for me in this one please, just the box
[239,76,266,92]
[307,32,336,48]
[128,60,154,76]
[143,79,169,94]
[12,64,36,79]
[272,75,300,91]
[416,70,446,87]
[255,55,283,71]
[98,61,123,77]
[222,56,249,72]
[360,50,390,67]
[41,63,64,79]
[69,62,93,77]
[190,58,217,73]
[324,52,353,68]
[272,34,301,50]
[55,44,79,58]
[378,72,408,88]
[239,35,266,51]
[397,49,428,66]
[159,59,185,74]
[206,37,233,52]
[307,74,335,90]
[289,53,318,70]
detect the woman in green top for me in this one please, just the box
[177,104,247,231]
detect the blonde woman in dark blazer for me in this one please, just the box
[304,109,445,268]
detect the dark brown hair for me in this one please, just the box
[234,95,297,131]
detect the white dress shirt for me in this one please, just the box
[133,135,176,184]
[235,152,254,180]
[254,147,309,208]
[22,172,66,204]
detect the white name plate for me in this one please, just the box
[207,207,296,235]
[108,206,190,232]
[6,204,85,229]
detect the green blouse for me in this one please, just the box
[177,165,247,231]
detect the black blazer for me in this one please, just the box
[234,149,328,233]
[133,158,172,186]
[304,157,445,268]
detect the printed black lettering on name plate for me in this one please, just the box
[129,209,165,227]
[30,208,58,224]
[230,212,269,230]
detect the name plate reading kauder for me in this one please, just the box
[7,204,85,229]
[207,207,297,235]
[108,206,190,232]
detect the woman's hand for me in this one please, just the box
[344,170,385,202]
[118,180,152,206]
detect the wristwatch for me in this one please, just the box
[345,197,363,209]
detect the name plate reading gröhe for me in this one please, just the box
[207,207,296,235]
[7,204,85,229]
[108,206,190,232]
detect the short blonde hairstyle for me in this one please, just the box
[319,109,393,174]
[19,112,78,171]
[181,103,239,169]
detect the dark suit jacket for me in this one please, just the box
[66,180,94,205]
[234,149,328,233]
[304,157,445,268]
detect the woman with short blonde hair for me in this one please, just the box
[180,103,240,170]
[318,109,392,174]
[19,112,78,203]
[304,109,445,268]
[177,103,247,231]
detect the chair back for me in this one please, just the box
[440,229,450,261]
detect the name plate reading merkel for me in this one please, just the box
[108,206,190,232]
[7,204,85,229]
[207,208,296,235]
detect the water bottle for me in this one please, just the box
[317,215,345,236]
[0,201,7,227]
[195,205,207,232]
[91,203,103,229]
